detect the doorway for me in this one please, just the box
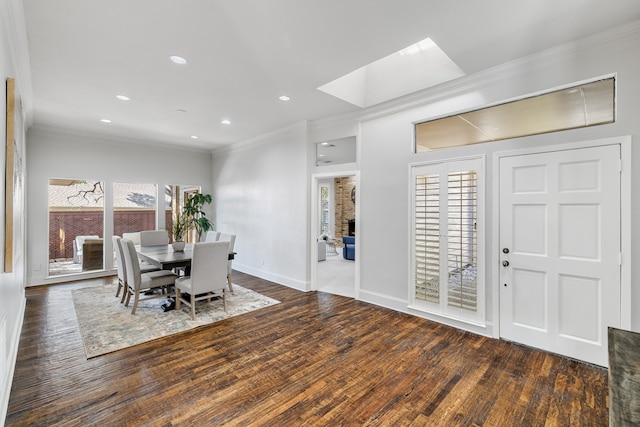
[497,140,626,366]
[312,172,358,298]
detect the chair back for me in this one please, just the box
[121,238,142,290]
[112,236,127,283]
[140,230,168,246]
[76,235,99,248]
[204,230,220,242]
[189,241,229,295]
[218,233,236,252]
[122,232,141,245]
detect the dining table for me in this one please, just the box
[135,243,236,289]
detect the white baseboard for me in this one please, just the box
[358,289,494,338]
[0,296,25,425]
[233,263,309,292]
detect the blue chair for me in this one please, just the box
[342,236,355,260]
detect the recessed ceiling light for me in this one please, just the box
[321,142,329,146]
[169,55,187,65]
[116,95,130,101]
[221,119,231,125]
[190,135,198,139]
[100,119,112,123]
[279,95,290,101]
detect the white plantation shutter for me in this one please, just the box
[411,158,484,324]
[414,174,440,304]
[446,171,477,311]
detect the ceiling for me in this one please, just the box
[20,0,640,151]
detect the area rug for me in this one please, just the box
[72,283,280,359]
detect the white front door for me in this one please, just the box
[499,144,621,366]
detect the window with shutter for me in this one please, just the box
[411,157,484,324]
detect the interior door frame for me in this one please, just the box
[491,136,631,339]
[310,170,360,294]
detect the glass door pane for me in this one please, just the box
[48,178,104,276]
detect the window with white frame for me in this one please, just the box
[320,185,330,236]
[411,157,484,324]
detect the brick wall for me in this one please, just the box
[334,176,356,241]
[48,210,171,260]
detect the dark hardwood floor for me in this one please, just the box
[7,272,608,426]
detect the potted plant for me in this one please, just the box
[183,193,213,241]
[171,211,188,251]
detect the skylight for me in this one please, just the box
[318,37,465,108]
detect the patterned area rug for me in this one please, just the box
[72,283,280,359]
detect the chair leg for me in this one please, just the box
[131,291,140,315]
[227,264,234,293]
[190,294,196,320]
[124,287,132,306]
[222,289,227,312]
[176,288,181,310]
[115,280,122,298]
[120,287,128,304]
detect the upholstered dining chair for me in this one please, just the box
[217,233,236,293]
[120,238,177,314]
[122,232,141,245]
[140,230,169,246]
[113,236,160,301]
[122,231,161,272]
[204,230,220,242]
[112,236,128,302]
[175,241,229,320]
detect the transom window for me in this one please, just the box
[415,77,615,152]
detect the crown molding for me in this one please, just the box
[311,19,640,130]
[211,121,309,157]
[28,124,213,156]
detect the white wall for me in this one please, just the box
[0,0,30,422]
[310,21,640,335]
[26,126,213,286]
[212,122,309,290]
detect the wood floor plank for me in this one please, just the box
[7,272,608,426]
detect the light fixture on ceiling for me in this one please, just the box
[190,135,198,139]
[116,95,130,101]
[279,95,290,101]
[169,55,188,65]
[221,119,231,125]
[100,119,112,123]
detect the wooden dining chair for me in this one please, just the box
[175,241,229,320]
[121,238,177,314]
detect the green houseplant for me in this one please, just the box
[183,193,213,241]
[170,211,189,251]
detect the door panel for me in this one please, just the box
[499,145,620,366]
